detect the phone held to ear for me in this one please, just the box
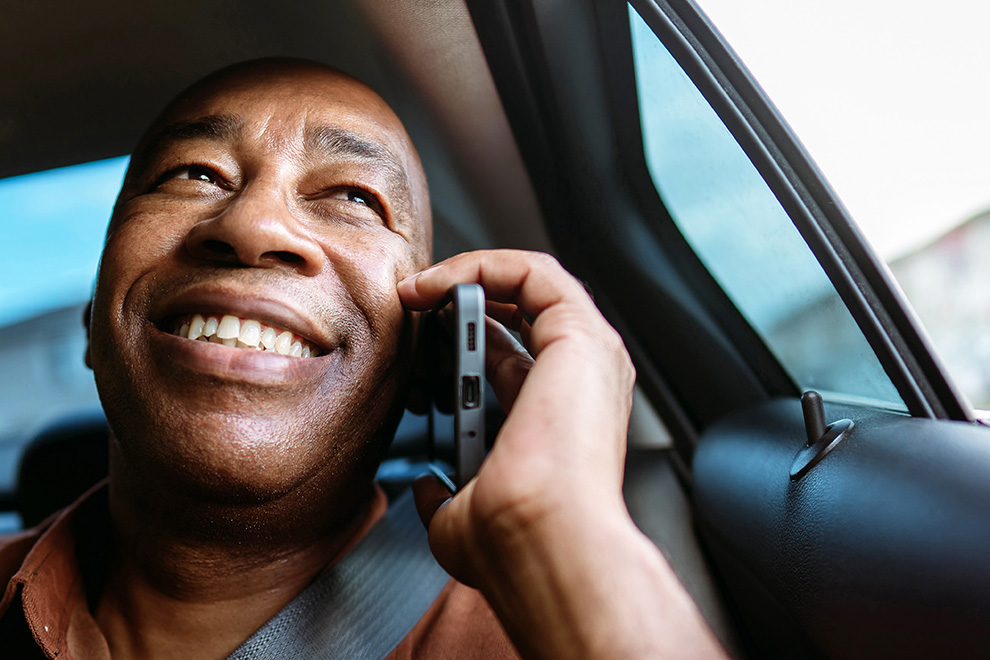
[424,283,486,494]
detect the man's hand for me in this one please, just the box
[398,250,726,660]
[398,249,634,569]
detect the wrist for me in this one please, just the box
[466,496,724,660]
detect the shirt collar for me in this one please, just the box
[0,480,388,659]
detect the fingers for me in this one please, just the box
[398,250,594,323]
[485,301,533,347]
[398,251,635,453]
[485,318,533,412]
[398,251,599,361]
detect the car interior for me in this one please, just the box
[3,0,990,658]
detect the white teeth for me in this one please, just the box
[261,327,277,350]
[274,331,293,355]
[174,313,319,358]
[189,314,205,340]
[239,319,262,347]
[217,315,240,340]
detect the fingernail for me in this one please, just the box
[398,272,420,286]
[427,463,457,494]
[400,265,442,289]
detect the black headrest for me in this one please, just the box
[17,407,109,528]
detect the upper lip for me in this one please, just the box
[150,284,336,351]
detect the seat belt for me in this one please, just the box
[226,488,450,660]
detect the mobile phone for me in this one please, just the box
[451,283,485,488]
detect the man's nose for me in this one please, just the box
[185,192,324,276]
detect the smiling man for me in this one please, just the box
[0,59,725,659]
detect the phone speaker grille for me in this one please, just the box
[467,322,476,351]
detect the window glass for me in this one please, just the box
[628,5,905,410]
[0,157,125,448]
[695,0,990,413]
[0,157,129,327]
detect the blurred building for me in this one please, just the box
[888,210,990,411]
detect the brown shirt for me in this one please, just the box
[0,483,520,660]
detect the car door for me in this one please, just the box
[464,0,990,657]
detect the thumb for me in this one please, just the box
[412,473,477,587]
[412,472,452,529]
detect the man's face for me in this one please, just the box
[88,63,431,504]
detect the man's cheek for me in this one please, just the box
[335,239,415,335]
[105,211,187,272]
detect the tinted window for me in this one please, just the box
[628,5,904,411]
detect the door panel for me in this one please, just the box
[694,400,990,658]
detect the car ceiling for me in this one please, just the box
[1,0,552,258]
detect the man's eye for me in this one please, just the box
[331,188,384,218]
[156,166,220,187]
[340,189,371,206]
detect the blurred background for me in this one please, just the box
[701,0,990,411]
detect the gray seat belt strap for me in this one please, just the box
[226,488,450,660]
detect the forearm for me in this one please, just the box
[472,499,728,660]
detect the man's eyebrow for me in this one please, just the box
[306,126,407,179]
[139,114,244,164]
[306,126,409,186]
[306,125,412,217]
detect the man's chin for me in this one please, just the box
[95,319,409,512]
[105,415,382,548]
[108,414,322,504]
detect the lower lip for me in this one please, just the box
[149,324,333,386]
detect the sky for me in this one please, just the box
[697,0,990,260]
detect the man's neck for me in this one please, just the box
[95,454,383,660]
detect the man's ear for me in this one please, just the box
[83,299,93,370]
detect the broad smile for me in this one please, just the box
[142,285,344,385]
[170,313,321,357]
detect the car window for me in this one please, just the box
[694,0,990,414]
[0,157,125,447]
[0,157,128,327]
[627,4,905,411]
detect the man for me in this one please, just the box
[0,59,725,659]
